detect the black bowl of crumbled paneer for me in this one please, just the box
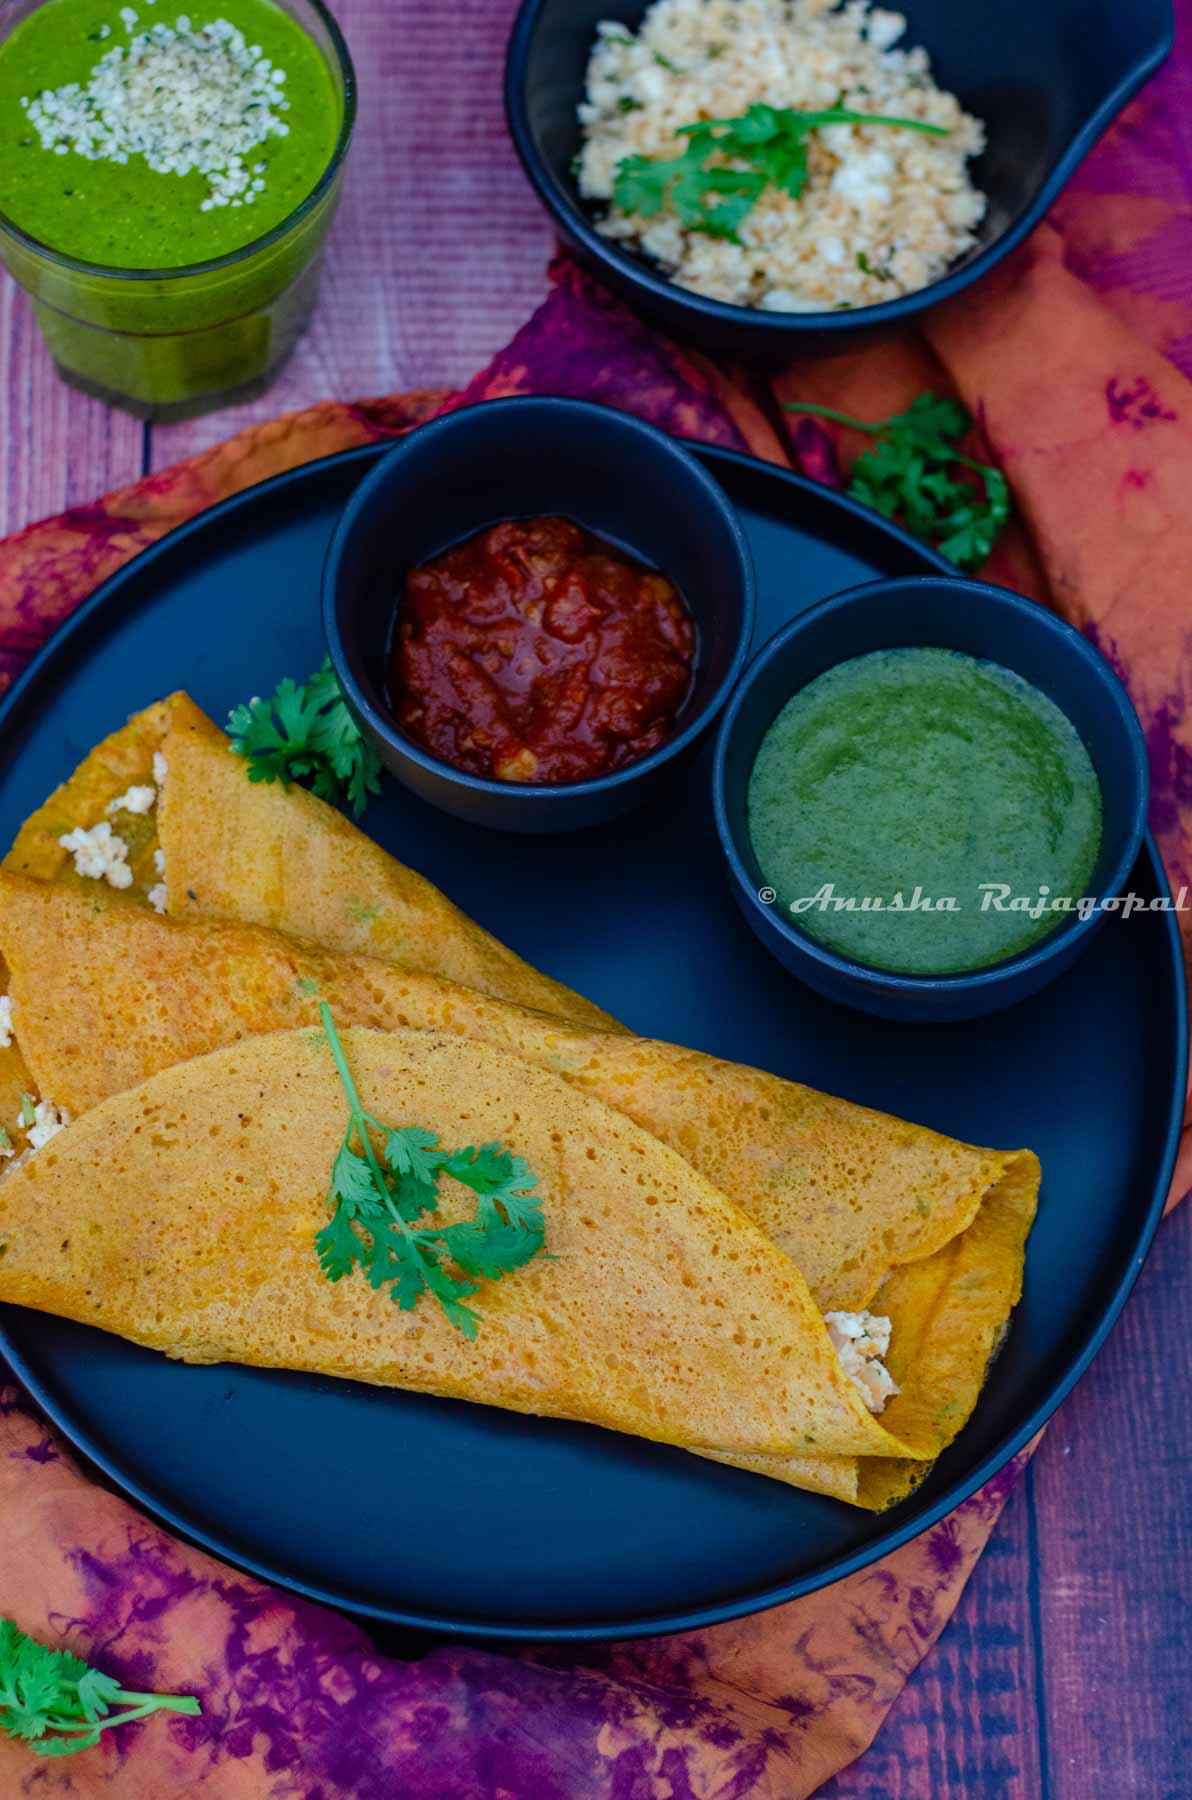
[505,0,1173,356]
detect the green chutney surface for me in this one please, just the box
[748,647,1104,975]
[0,0,340,267]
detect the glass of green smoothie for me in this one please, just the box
[0,0,355,420]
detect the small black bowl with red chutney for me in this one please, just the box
[323,397,755,833]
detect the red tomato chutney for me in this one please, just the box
[390,517,697,784]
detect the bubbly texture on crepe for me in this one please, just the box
[0,872,1039,1506]
[0,1028,928,1463]
[0,693,1040,1506]
[5,692,616,1031]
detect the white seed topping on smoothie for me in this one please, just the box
[20,12,293,212]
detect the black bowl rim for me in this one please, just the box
[323,395,757,804]
[712,574,1151,996]
[504,0,1175,339]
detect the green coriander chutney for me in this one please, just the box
[0,0,340,268]
[748,648,1103,975]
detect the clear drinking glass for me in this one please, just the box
[0,0,356,421]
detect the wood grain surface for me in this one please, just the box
[1,2,1188,1793]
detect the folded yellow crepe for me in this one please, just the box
[5,692,616,1031]
[0,873,1039,1507]
[0,1027,937,1468]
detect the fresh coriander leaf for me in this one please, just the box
[693,169,764,239]
[304,659,345,713]
[937,466,1009,566]
[315,1207,366,1282]
[226,658,382,819]
[315,1006,547,1337]
[330,1143,380,1218]
[32,1732,102,1757]
[782,393,1010,570]
[698,101,781,145]
[73,1668,123,1722]
[439,1141,527,1190]
[618,103,947,238]
[439,1143,544,1235]
[617,94,641,113]
[614,144,695,219]
[624,127,764,240]
[51,1649,92,1687]
[432,1218,544,1281]
[360,1218,409,1291]
[0,1618,199,1760]
[416,1251,483,1340]
[383,1125,442,1186]
[392,1257,430,1313]
[387,1170,437,1225]
[653,49,679,70]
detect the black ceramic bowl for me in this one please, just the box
[713,576,1150,1022]
[323,397,755,833]
[505,0,1173,357]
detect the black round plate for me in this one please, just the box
[0,446,1183,1640]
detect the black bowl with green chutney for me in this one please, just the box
[713,577,1150,1022]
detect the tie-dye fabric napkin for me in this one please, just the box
[1,20,1190,1798]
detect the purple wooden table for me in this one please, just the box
[2,3,1189,1791]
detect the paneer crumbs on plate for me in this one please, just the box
[577,0,986,311]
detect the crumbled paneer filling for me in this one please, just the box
[153,750,168,787]
[824,1309,899,1413]
[4,1095,72,1166]
[149,843,168,911]
[59,820,134,889]
[0,994,12,1049]
[21,12,291,213]
[577,0,986,310]
[106,782,156,815]
[25,1099,70,1152]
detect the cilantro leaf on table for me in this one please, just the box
[227,658,382,819]
[783,393,1011,570]
[0,1617,200,1759]
[613,103,947,242]
[315,1005,547,1339]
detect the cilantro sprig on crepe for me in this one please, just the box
[614,103,947,242]
[316,1005,546,1339]
[227,659,381,819]
[0,1619,200,1758]
[784,393,1010,569]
